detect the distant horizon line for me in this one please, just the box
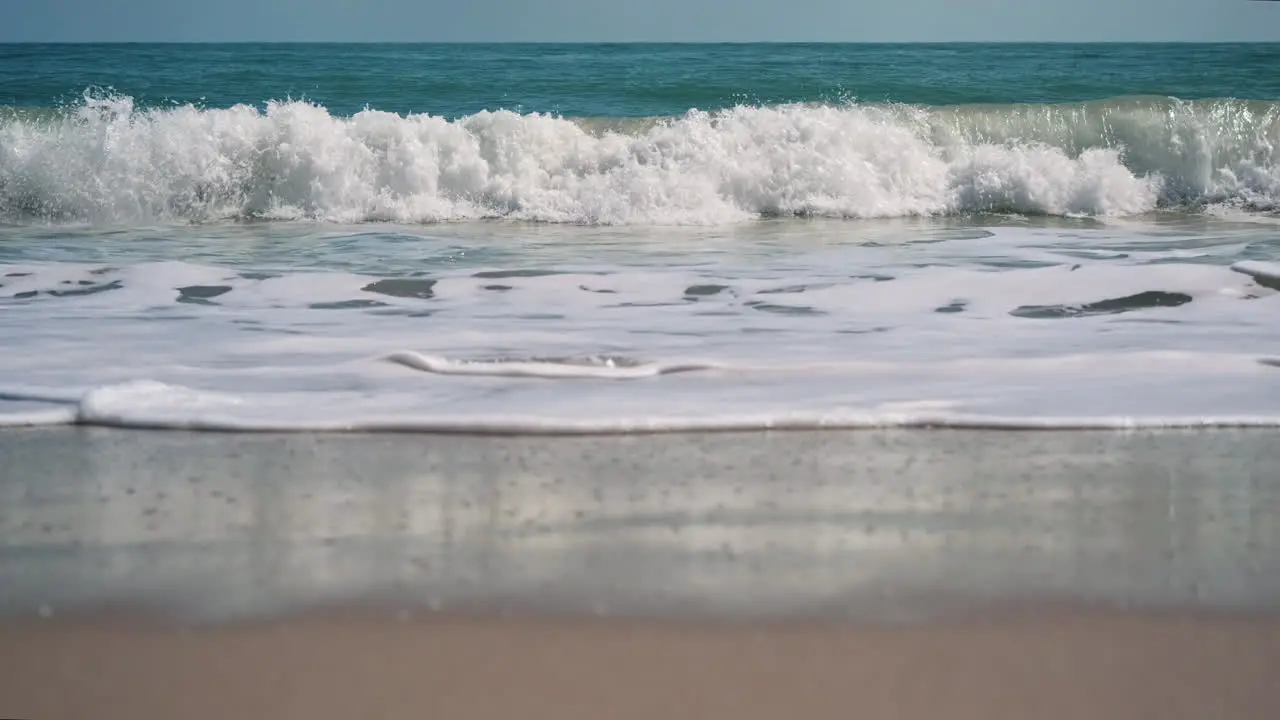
[3,39,1280,45]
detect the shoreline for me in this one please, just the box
[2,426,1279,718]
[3,426,1278,621]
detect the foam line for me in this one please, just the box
[384,351,720,379]
[1232,261,1280,291]
[53,381,1280,434]
[0,408,79,427]
[71,410,1280,434]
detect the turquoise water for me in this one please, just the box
[5,43,1280,117]
[1,44,1279,432]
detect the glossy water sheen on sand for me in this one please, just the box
[1,44,1279,431]
[3,429,1279,619]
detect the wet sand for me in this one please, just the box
[4,607,1280,720]
[1,427,1279,718]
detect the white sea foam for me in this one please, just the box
[3,219,1279,433]
[59,378,1280,433]
[2,95,1277,225]
[384,351,721,379]
[3,374,1278,433]
[1233,260,1280,289]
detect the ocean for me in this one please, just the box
[2,42,1279,432]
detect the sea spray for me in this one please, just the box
[1,94,1277,225]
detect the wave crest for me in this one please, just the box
[1,94,1277,225]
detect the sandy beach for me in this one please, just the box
[2,427,1279,718]
[4,607,1280,720]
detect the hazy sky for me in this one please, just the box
[3,0,1279,42]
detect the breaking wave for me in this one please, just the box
[1,93,1278,225]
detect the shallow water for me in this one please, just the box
[2,216,1279,431]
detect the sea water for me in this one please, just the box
[2,43,1279,432]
